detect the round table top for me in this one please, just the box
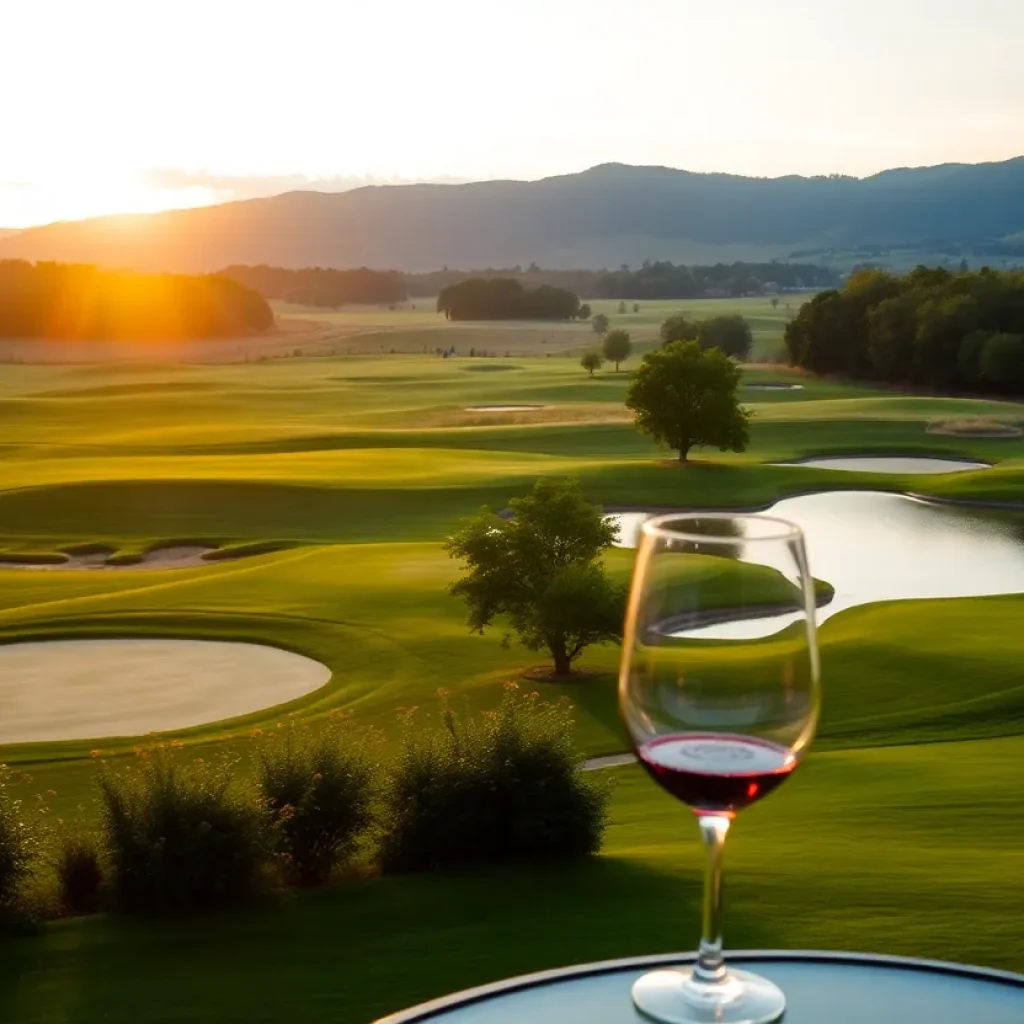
[374,952,1024,1024]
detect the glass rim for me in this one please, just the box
[639,511,805,544]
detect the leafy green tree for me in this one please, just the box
[633,302,640,313]
[626,341,750,462]
[697,315,753,359]
[981,333,1024,390]
[770,297,779,309]
[602,329,632,370]
[578,303,592,320]
[445,478,626,676]
[581,350,603,376]
[591,313,609,335]
[618,301,627,314]
[660,314,698,345]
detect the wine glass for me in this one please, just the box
[619,513,820,1024]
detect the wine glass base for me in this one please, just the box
[632,966,786,1024]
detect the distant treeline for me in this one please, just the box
[786,266,1024,394]
[219,265,407,307]
[0,261,272,341]
[437,278,582,321]
[216,261,834,307]
[411,261,838,300]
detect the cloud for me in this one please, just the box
[138,169,470,202]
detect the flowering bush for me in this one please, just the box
[254,718,377,886]
[98,747,270,914]
[0,766,38,921]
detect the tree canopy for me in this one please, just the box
[444,478,626,676]
[660,314,699,345]
[581,351,604,376]
[437,278,581,321]
[602,329,632,370]
[626,341,750,461]
[591,313,609,335]
[0,260,272,341]
[785,266,1024,394]
[697,315,753,359]
[660,313,752,359]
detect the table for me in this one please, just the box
[374,951,1024,1023]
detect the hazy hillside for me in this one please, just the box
[2,159,1023,272]
[0,229,21,241]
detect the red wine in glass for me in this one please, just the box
[637,733,798,816]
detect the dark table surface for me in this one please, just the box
[374,952,1024,1024]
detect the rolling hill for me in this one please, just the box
[2,159,1023,272]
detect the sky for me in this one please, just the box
[3,0,1023,228]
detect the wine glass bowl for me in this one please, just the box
[619,513,821,1024]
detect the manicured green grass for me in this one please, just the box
[1,348,1023,1023]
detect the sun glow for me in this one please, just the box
[0,172,220,228]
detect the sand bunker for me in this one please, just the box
[0,545,221,572]
[927,419,1022,439]
[464,404,546,412]
[778,456,989,474]
[0,639,331,744]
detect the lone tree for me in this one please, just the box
[602,329,632,370]
[578,303,592,320]
[591,313,609,335]
[618,301,627,314]
[626,341,750,462]
[660,314,699,346]
[581,350,603,376]
[445,478,626,676]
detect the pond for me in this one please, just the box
[609,491,1024,637]
[778,455,989,474]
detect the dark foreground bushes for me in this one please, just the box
[0,767,37,927]
[255,718,377,887]
[379,685,610,873]
[2,687,610,921]
[98,749,269,914]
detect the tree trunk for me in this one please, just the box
[615,361,620,371]
[678,444,690,463]
[550,643,572,677]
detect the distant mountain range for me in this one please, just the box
[2,159,1023,273]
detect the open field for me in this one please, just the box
[1,350,1024,1022]
[0,296,805,364]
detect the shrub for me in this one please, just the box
[379,686,610,874]
[98,747,270,914]
[0,767,37,917]
[54,831,105,915]
[255,719,377,887]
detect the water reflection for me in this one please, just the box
[611,491,1024,638]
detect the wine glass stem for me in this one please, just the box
[694,814,731,985]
